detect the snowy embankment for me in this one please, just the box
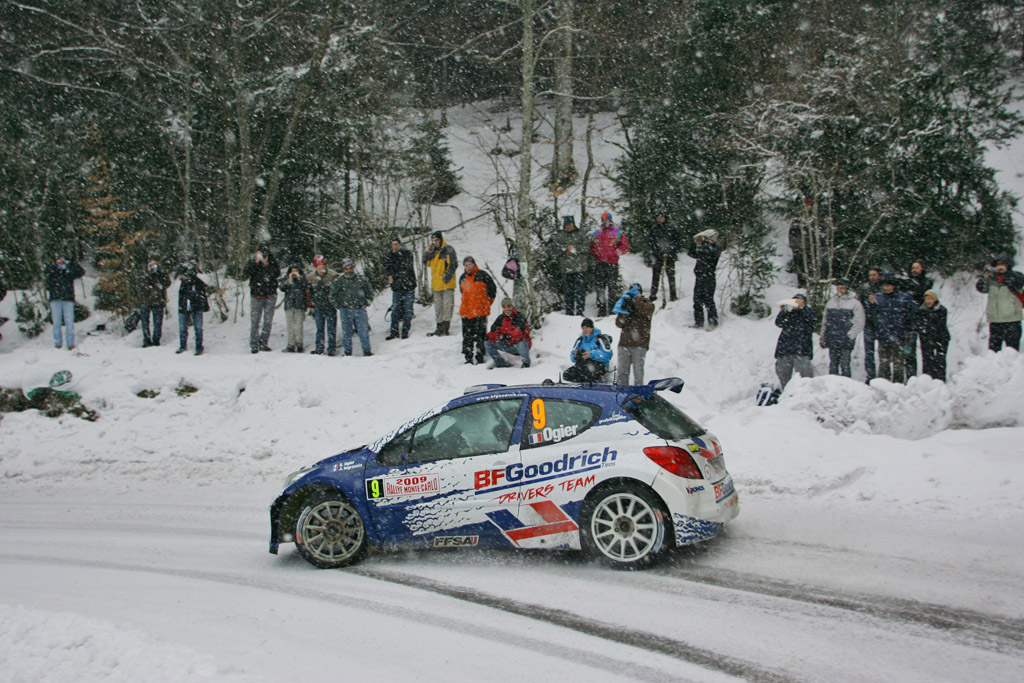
[1,100,1023,680]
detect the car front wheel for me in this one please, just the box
[294,491,368,569]
[581,483,668,569]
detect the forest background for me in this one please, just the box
[2,0,1023,323]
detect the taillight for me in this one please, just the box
[644,446,703,479]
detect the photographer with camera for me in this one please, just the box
[279,263,309,352]
[688,229,722,330]
[976,254,1024,352]
[139,255,171,347]
[244,243,280,353]
[175,257,208,355]
[774,293,819,389]
[614,283,655,385]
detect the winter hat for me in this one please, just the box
[562,215,576,226]
[924,290,939,301]
[835,277,850,287]
[501,297,514,307]
[313,254,326,268]
[654,207,667,217]
[56,253,68,261]
[341,258,355,269]
[601,211,613,223]
[463,256,476,266]
[432,231,444,241]
[881,273,899,286]
[992,253,1014,267]
[581,317,595,328]
[793,293,807,301]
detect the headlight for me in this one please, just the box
[283,466,315,488]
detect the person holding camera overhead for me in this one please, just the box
[279,263,309,353]
[244,242,280,353]
[614,283,655,385]
[976,254,1024,352]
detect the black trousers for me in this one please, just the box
[920,338,948,381]
[650,257,677,299]
[989,322,1022,352]
[462,316,488,362]
[693,276,718,326]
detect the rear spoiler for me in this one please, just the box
[646,377,685,394]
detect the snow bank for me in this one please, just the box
[951,349,1024,428]
[0,604,263,683]
[780,374,952,440]
[777,350,1024,438]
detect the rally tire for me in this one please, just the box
[294,491,368,569]
[580,482,668,570]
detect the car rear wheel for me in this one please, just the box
[581,483,668,569]
[294,491,368,569]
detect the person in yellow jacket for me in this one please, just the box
[423,230,458,336]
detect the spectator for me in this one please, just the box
[279,263,309,353]
[551,215,591,315]
[485,297,532,368]
[175,258,208,356]
[307,255,338,356]
[647,208,683,301]
[423,231,457,337]
[615,284,655,385]
[330,258,373,357]
[914,290,950,381]
[383,236,416,340]
[590,211,630,317]
[901,259,934,377]
[688,229,722,329]
[819,278,865,377]
[564,318,613,383]
[774,293,819,389]
[869,274,917,383]
[243,243,280,353]
[857,266,884,381]
[139,254,171,348]
[0,275,6,342]
[458,256,496,365]
[976,253,1024,352]
[44,253,85,350]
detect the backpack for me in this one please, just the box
[756,383,781,406]
[124,311,141,333]
[501,255,520,281]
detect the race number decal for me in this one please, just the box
[531,398,546,430]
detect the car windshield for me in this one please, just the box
[622,393,705,440]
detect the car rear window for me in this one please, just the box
[622,393,705,440]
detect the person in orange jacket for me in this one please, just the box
[458,256,496,364]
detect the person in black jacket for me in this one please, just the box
[279,264,309,352]
[139,255,171,347]
[307,255,339,355]
[901,260,934,377]
[857,266,884,380]
[688,230,722,329]
[176,259,209,355]
[774,293,819,389]
[913,290,950,381]
[243,243,280,353]
[0,274,6,343]
[647,209,683,301]
[383,237,417,340]
[45,253,86,350]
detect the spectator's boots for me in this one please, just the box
[385,332,399,340]
[311,348,323,355]
[440,322,451,336]
[427,324,441,337]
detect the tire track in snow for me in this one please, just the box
[0,553,732,683]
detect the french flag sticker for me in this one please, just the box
[529,432,544,445]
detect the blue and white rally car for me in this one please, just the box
[269,378,739,570]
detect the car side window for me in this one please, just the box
[378,399,522,466]
[521,398,600,449]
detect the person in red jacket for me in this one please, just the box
[458,257,496,364]
[590,211,630,316]
[485,298,532,368]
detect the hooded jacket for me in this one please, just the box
[821,290,866,350]
[424,239,457,291]
[615,296,655,348]
[487,309,532,347]
[458,265,496,319]
[976,256,1024,324]
[570,328,613,369]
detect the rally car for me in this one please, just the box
[269,377,739,570]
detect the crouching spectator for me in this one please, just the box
[614,284,655,385]
[914,290,950,381]
[564,318,613,383]
[774,293,819,390]
[976,253,1024,352]
[485,298,532,368]
[819,278,864,377]
[279,264,309,352]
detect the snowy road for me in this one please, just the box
[2,486,1020,682]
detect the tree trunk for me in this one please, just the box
[550,0,576,190]
[516,0,537,316]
